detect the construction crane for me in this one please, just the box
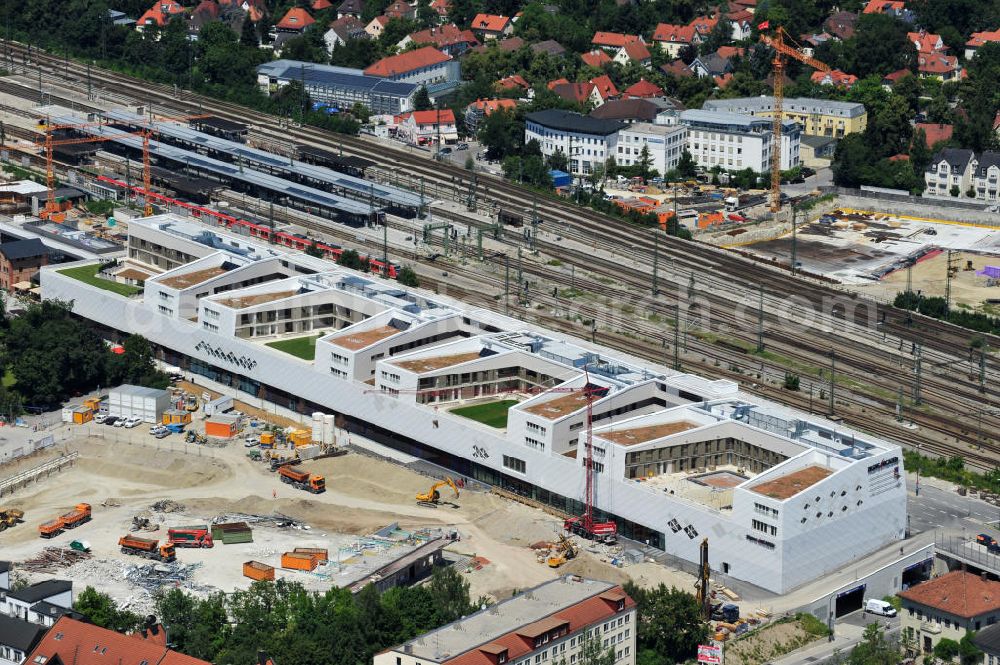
[758,26,831,212]
[416,476,459,505]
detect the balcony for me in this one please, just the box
[920,622,941,635]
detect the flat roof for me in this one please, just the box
[750,465,833,500]
[393,351,483,373]
[522,392,591,419]
[525,110,625,136]
[703,96,866,118]
[600,421,699,446]
[158,265,229,289]
[328,325,401,350]
[214,290,298,309]
[258,60,419,98]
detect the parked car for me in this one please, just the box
[103,416,119,426]
[124,417,141,428]
[456,143,469,150]
[94,413,108,424]
[114,417,126,427]
[864,599,897,617]
[150,425,167,435]
[154,429,170,439]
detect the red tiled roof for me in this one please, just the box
[914,122,953,147]
[193,0,220,18]
[918,52,960,74]
[966,29,1000,49]
[825,11,857,40]
[727,9,753,23]
[621,41,651,61]
[496,74,530,90]
[652,23,696,44]
[716,46,745,59]
[994,111,1000,131]
[689,15,718,36]
[370,14,390,26]
[900,572,1000,619]
[364,45,451,77]
[581,49,612,67]
[472,13,511,32]
[908,30,944,53]
[28,617,212,665]
[592,31,642,48]
[812,69,857,87]
[551,82,595,104]
[384,0,412,17]
[430,0,450,14]
[589,74,619,99]
[661,59,694,77]
[624,78,663,98]
[277,6,315,29]
[404,109,457,125]
[407,24,478,48]
[312,0,333,9]
[882,68,912,83]
[469,98,518,115]
[863,0,904,13]
[441,590,636,665]
[547,77,570,90]
[714,72,734,88]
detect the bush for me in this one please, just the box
[784,373,800,391]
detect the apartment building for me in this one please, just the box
[900,571,1000,657]
[703,96,867,138]
[923,147,977,198]
[679,109,800,172]
[615,123,688,174]
[524,110,625,177]
[374,577,637,665]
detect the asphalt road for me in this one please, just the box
[907,478,1000,535]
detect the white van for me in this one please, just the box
[864,599,897,617]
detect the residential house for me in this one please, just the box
[524,110,625,177]
[471,14,512,40]
[430,0,450,19]
[881,68,912,88]
[136,1,186,31]
[651,23,697,58]
[825,11,857,40]
[0,239,49,293]
[218,0,265,22]
[589,75,619,104]
[972,152,1000,202]
[531,40,567,58]
[591,32,643,52]
[395,109,458,145]
[973,621,1000,665]
[661,59,694,78]
[862,0,914,21]
[581,49,613,68]
[275,6,314,33]
[465,98,517,134]
[399,24,478,56]
[688,14,719,40]
[614,41,651,68]
[0,579,72,622]
[689,52,733,78]
[384,0,415,19]
[729,0,756,12]
[913,122,952,148]
[900,572,1000,657]
[547,77,570,90]
[923,147,976,197]
[26,616,213,665]
[188,0,221,34]
[365,15,389,37]
[312,0,333,10]
[324,16,367,52]
[727,9,753,39]
[965,29,1000,60]
[800,32,833,57]
[336,0,364,18]
[714,73,734,88]
[108,9,137,26]
[811,69,857,88]
[550,82,596,106]
[496,74,532,98]
[0,614,45,665]
[623,78,664,99]
[917,52,962,81]
[909,29,945,54]
[471,36,524,53]
[994,111,1000,140]
[590,97,682,125]
[364,46,460,89]
[799,135,837,167]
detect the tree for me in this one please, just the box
[74,587,143,633]
[338,249,366,270]
[699,18,731,55]
[623,582,708,665]
[305,240,325,257]
[848,623,901,665]
[240,17,259,47]
[832,133,873,188]
[676,148,698,178]
[351,102,372,123]
[850,14,916,78]
[547,148,569,173]
[397,265,420,287]
[636,144,653,182]
[478,108,523,160]
[413,86,433,111]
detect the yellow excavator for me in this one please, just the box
[547,534,577,568]
[0,507,25,532]
[416,477,460,506]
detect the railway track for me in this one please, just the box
[4,43,999,467]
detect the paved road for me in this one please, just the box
[907,477,999,534]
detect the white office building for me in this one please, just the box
[680,109,800,172]
[525,110,624,177]
[41,214,907,594]
[615,123,688,174]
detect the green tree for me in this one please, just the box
[397,265,420,287]
[351,102,372,123]
[413,86,433,111]
[240,17,259,47]
[623,582,708,665]
[479,108,523,160]
[848,623,901,665]
[636,144,653,182]
[338,249,366,270]
[832,133,873,188]
[547,148,569,173]
[676,148,698,178]
[305,240,325,257]
[74,587,143,633]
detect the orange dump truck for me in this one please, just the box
[38,519,65,538]
[281,551,319,571]
[243,561,276,581]
[118,535,177,562]
[60,504,92,529]
[278,465,325,494]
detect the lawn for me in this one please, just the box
[57,264,140,297]
[450,400,518,428]
[265,333,324,360]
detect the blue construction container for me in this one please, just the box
[549,170,571,188]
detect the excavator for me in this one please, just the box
[547,534,577,568]
[416,477,459,506]
[0,507,24,532]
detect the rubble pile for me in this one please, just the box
[18,547,92,573]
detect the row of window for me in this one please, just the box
[503,454,526,474]
[753,502,779,518]
[751,519,777,536]
[381,371,400,383]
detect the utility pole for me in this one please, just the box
[87,61,92,100]
[382,214,388,278]
[828,350,836,415]
[517,245,523,305]
[674,306,681,371]
[652,230,659,296]
[980,351,987,393]
[530,197,539,253]
[790,206,797,275]
[945,250,959,312]
[913,343,923,406]
[906,262,913,295]
[419,177,425,218]
[504,254,510,315]
[756,283,765,352]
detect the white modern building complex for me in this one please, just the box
[257,60,419,115]
[525,110,625,177]
[702,96,867,138]
[375,577,637,665]
[616,123,688,174]
[680,110,800,172]
[41,214,907,594]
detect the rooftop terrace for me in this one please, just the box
[750,465,833,500]
[215,290,298,309]
[392,351,483,373]
[159,266,230,289]
[329,325,402,350]
[600,421,699,446]
[522,392,592,420]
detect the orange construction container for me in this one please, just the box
[162,409,192,425]
[243,560,276,581]
[288,429,311,447]
[293,547,328,562]
[260,432,275,445]
[72,408,93,424]
[205,418,239,439]
[281,551,318,571]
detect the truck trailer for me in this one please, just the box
[60,503,92,529]
[167,525,214,548]
[118,535,177,562]
[278,465,325,493]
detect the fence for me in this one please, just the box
[0,451,79,497]
[820,186,1000,225]
[935,533,1000,572]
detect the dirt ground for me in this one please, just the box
[0,426,698,612]
[852,250,1000,308]
[723,618,822,665]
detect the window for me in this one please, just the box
[503,455,526,473]
[525,437,545,451]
